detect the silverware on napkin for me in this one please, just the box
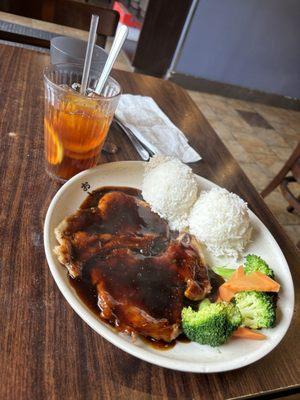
[114,116,154,161]
[115,95,201,163]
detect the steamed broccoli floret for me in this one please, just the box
[182,301,242,347]
[233,291,276,329]
[244,254,274,278]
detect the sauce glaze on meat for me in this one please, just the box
[55,187,212,344]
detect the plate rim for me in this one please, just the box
[44,160,295,373]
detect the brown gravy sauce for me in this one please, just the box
[81,186,143,209]
[68,186,221,350]
[69,275,192,350]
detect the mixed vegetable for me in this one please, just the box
[182,254,280,347]
[182,300,241,347]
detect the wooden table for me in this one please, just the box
[0,43,299,400]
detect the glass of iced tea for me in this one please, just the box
[43,63,121,181]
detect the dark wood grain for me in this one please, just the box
[0,29,47,48]
[0,44,299,400]
[0,3,118,49]
[42,0,119,47]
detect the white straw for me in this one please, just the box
[94,25,128,95]
[80,14,99,95]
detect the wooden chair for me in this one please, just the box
[0,1,118,50]
[41,0,119,47]
[0,16,57,50]
[261,142,300,215]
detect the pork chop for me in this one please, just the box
[86,233,211,341]
[54,191,170,277]
[54,188,211,342]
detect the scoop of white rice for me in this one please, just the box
[142,156,198,230]
[189,187,252,258]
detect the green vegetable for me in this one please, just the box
[233,291,276,329]
[182,300,242,347]
[244,254,274,278]
[212,266,235,280]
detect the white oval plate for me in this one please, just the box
[44,161,294,373]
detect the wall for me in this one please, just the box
[173,0,300,98]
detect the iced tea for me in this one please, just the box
[44,64,121,181]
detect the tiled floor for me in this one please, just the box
[112,46,299,246]
[188,90,300,247]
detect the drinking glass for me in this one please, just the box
[43,63,121,181]
[50,36,107,71]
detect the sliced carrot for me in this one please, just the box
[230,265,245,280]
[217,266,280,301]
[252,271,280,291]
[217,266,244,301]
[218,285,236,302]
[232,327,267,340]
[215,294,223,303]
[226,271,280,293]
[218,266,245,301]
[217,264,280,302]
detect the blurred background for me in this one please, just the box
[0,0,299,246]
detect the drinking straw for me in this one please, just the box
[80,14,99,95]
